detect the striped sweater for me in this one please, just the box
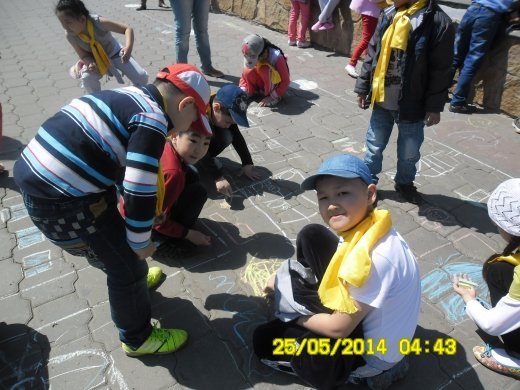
[14,85,170,250]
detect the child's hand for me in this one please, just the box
[259,96,280,107]
[263,273,276,296]
[452,273,477,302]
[186,229,211,246]
[357,95,369,109]
[241,165,261,180]
[119,47,131,64]
[87,61,98,72]
[216,178,233,197]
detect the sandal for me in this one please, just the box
[473,344,520,379]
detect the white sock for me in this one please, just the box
[491,348,520,368]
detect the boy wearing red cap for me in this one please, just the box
[14,63,211,357]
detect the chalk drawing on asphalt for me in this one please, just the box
[290,79,318,91]
[242,257,284,297]
[421,260,489,324]
[22,250,52,278]
[16,226,45,250]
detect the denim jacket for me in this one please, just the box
[354,0,455,121]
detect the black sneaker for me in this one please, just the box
[394,183,424,205]
[449,104,473,114]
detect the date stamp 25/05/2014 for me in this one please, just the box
[272,337,457,357]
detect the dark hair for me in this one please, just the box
[482,235,520,279]
[55,0,90,19]
[260,37,290,74]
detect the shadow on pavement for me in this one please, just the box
[378,189,496,234]
[153,219,294,272]
[0,322,50,389]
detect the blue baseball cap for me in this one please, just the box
[215,84,250,128]
[301,154,374,190]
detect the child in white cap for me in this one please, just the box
[453,178,520,379]
[253,154,421,389]
[239,35,290,107]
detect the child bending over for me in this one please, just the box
[253,154,421,389]
[56,0,148,93]
[453,178,520,379]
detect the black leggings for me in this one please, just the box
[253,224,364,389]
[484,261,520,354]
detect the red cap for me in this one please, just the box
[156,64,212,136]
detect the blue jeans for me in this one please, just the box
[170,0,213,70]
[364,105,425,185]
[21,188,152,348]
[451,3,503,106]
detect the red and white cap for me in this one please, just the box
[156,64,212,136]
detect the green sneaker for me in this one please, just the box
[122,323,188,357]
[146,266,163,289]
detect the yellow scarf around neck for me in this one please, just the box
[155,163,165,217]
[256,61,282,85]
[78,18,111,76]
[371,0,428,106]
[488,247,520,300]
[318,209,392,313]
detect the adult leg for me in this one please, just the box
[113,56,149,86]
[192,0,212,71]
[170,0,193,64]
[349,15,378,66]
[288,1,299,43]
[483,261,520,354]
[363,105,396,184]
[394,119,424,185]
[451,6,502,107]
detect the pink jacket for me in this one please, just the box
[349,0,383,18]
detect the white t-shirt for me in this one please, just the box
[349,228,421,366]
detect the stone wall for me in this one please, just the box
[211,0,520,117]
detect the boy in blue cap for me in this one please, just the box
[253,154,421,389]
[198,84,261,197]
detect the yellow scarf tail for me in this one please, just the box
[155,163,165,217]
[318,209,392,313]
[256,61,282,85]
[370,0,428,107]
[78,18,111,76]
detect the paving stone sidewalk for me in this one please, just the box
[0,0,519,389]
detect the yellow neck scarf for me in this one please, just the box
[257,60,282,85]
[371,0,428,106]
[489,247,520,301]
[78,18,111,76]
[318,209,392,313]
[154,95,169,217]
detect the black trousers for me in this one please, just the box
[253,224,364,390]
[484,261,520,354]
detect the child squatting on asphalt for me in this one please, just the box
[253,154,421,389]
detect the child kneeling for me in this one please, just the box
[253,154,421,389]
[152,128,213,250]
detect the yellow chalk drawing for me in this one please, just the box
[242,257,283,297]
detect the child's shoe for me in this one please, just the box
[319,21,335,30]
[311,21,323,32]
[297,41,311,48]
[288,40,297,46]
[146,266,163,289]
[345,64,359,78]
[122,323,188,357]
[473,344,520,379]
[69,60,86,79]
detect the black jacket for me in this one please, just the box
[354,0,455,121]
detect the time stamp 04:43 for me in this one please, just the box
[272,337,457,357]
